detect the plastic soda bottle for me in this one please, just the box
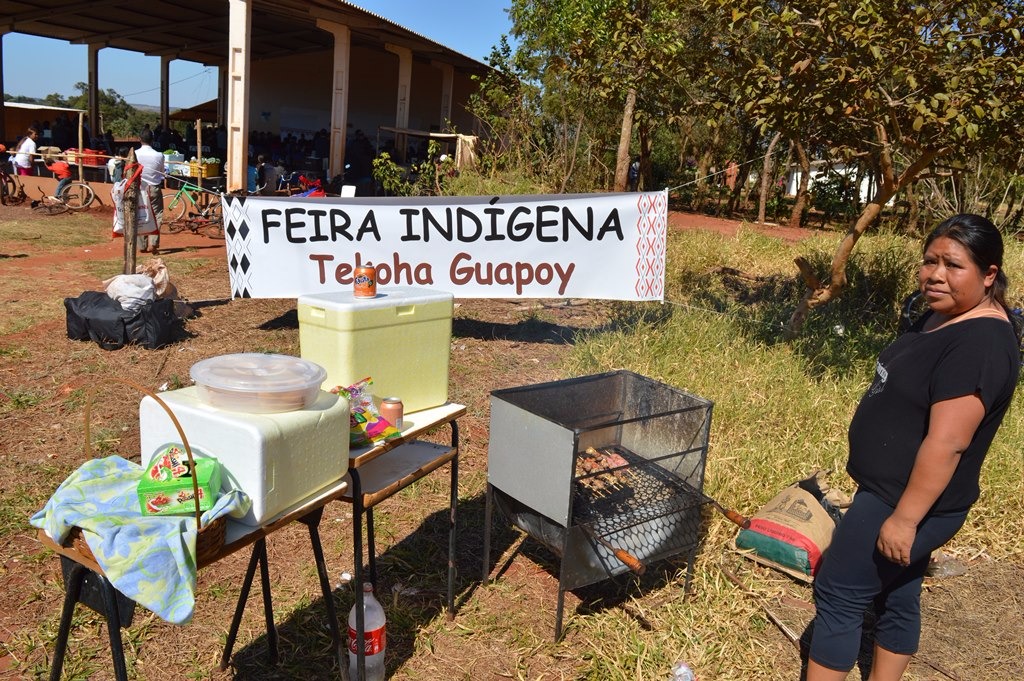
[347,582,386,681]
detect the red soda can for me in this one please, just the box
[354,263,376,298]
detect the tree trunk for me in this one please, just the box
[788,141,811,229]
[614,88,636,192]
[693,127,719,212]
[729,129,760,216]
[757,131,782,225]
[784,125,943,339]
[638,121,652,191]
[123,148,139,275]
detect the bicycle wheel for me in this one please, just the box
[2,175,25,205]
[59,183,95,210]
[32,199,68,215]
[165,218,188,234]
[163,192,188,222]
[201,218,224,240]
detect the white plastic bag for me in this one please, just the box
[104,274,157,312]
[111,180,158,236]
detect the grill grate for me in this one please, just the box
[572,445,704,565]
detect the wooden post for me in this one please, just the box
[196,119,204,191]
[123,149,138,275]
[77,112,85,182]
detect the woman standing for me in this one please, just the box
[807,214,1020,680]
[13,126,39,176]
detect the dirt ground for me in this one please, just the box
[0,203,1020,680]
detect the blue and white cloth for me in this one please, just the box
[31,456,250,624]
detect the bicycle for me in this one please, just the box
[1,165,28,206]
[166,211,224,239]
[162,180,222,224]
[31,187,70,215]
[56,181,97,210]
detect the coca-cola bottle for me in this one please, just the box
[347,582,386,681]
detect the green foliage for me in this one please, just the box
[372,141,458,197]
[13,84,159,139]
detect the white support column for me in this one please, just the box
[88,43,100,139]
[431,60,454,131]
[226,0,252,192]
[316,19,351,179]
[160,56,171,130]
[385,43,412,160]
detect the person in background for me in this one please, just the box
[45,155,73,199]
[135,129,165,255]
[627,158,640,191]
[806,213,1020,681]
[107,147,129,184]
[13,127,39,176]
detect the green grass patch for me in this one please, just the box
[0,213,110,252]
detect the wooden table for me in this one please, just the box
[36,401,465,681]
[342,402,466,681]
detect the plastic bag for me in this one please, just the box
[111,179,158,236]
[103,274,157,312]
[331,377,401,448]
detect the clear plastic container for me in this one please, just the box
[189,353,327,413]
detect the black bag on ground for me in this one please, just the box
[65,291,176,350]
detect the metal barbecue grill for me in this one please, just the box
[482,370,714,638]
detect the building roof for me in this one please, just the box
[0,0,490,73]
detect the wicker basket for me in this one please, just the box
[65,377,226,566]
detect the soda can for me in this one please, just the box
[380,397,404,430]
[354,263,376,298]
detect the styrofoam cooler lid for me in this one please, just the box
[297,286,454,310]
[190,353,327,394]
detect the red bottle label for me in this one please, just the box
[348,625,386,655]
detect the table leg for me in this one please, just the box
[299,508,346,674]
[99,576,130,681]
[447,420,459,619]
[366,508,376,588]
[482,483,493,584]
[50,560,129,681]
[350,467,367,681]
[49,562,85,681]
[257,540,279,665]
[220,539,277,670]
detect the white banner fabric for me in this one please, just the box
[220,190,667,300]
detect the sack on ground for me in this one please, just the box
[65,291,176,351]
[103,274,157,312]
[735,484,836,577]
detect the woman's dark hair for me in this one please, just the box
[925,213,1008,307]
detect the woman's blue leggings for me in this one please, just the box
[809,489,967,671]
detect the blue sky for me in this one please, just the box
[2,1,512,109]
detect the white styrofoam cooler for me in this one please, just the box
[297,286,454,413]
[139,386,349,526]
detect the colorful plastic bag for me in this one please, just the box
[332,377,401,448]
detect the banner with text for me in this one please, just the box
[221,190,667,300]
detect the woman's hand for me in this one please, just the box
[877,514,918,566]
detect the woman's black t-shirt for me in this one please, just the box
[847,315,1020,513]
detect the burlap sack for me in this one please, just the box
[735,485,836,576]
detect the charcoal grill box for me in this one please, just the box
[297,286,454,413]
[487,369,713,613]
[139,386,349,526]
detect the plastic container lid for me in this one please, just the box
[190,353,327,413]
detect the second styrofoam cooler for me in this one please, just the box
[297,286,454,413]
[139,387,350,526]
